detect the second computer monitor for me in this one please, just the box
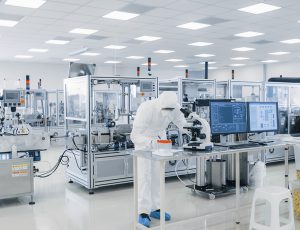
[248,102,278,132]
[210,101,248,135]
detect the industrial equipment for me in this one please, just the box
[0,90,50,204]
[64,76,160,193]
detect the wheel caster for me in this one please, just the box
[29,201,35,205]
[89,190,94,195]
[236,221,240,225]
[208,193,215,200]
[68,180,73,184]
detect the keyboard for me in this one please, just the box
[228,143,261,149]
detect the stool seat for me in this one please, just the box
[249,186,295,230]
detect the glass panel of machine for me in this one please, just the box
[66,78,87,119]
[210,102,247,135]
[248,102,278,132]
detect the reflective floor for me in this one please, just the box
[0,146,299,230]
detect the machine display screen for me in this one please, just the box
[210,102,248,135]
[248,102,278,132]
[5,92,19,100]
[140,81,153,92]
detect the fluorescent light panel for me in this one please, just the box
[63,58,80,62]
[238,3,281,14]
[0,19,19,27]
[188,42,213,47]
[207,67,218,70]
[105,60,121,64]
[69,28,98,35]
[154,50,175,54]
[81,52,100,56]
[28,48,48,53]
[165,59,183,62]
[104,45,127,49]
[142,63,158,66]
[200,61,216,64]
[261,60,278,63]
[174,65,189,68]
[177,22,211,30]
[135,36,161,41]
[15,55,33,59]
[195,54,215,58]
[103,11,139,21]
[232,47,255,51]
[46,39,70,45]
[230,63,245,67]
[126,56,144,59]
[280,39,300,44]
[5,0,46,8]
[234,31,264,38]
[231,57,249,60]
[269,52,290,55]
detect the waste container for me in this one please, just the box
[206,159,226,188]
[290,180,300,219]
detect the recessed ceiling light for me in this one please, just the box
[69,28,98,35]
[105,60,121,64]
[269,52,290,55]
[232,47,255,51]
[104,45,127,50]
[46,39,70,45]
[280,39,300,44]
[207,67,218,70]
[231,57,249,60]
[234,31,264,38]
[165,59,183,62]
[154,50,175,54]
[5,0,46,8]
[188,42,213,47]
[195,54,215,58]
[126,56,145,59]
[261,60,279,63]
[15,55,33,59]
[63,58,80,62]
[176,22,211,30]
[230,63,246,67]
[103,11,139,21]
[0,19,19,27]
[81,52,100,56]
[142,63,158,66]
[238,3,281,14]
[28,48,48,53]
[200,61,216,64]
[174,65,189,68]
[135,36,162,42]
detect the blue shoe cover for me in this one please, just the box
[139,214,151,228]
[150,210,171,221]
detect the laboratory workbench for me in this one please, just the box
[132,141,293,230]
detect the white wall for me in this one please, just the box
[0,61,185,90]
[209,61,300,82]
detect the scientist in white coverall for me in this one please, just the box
[131,91,187,228]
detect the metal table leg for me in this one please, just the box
[284,146,289,188]
[133,156,138,230]
[235,152,240,225]
[160,161,166,230]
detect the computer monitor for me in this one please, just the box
[210,101,248,135]
[248,102,278,133]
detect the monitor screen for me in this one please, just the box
[5,92,19,100]
[248,102,278,132]
[210,102,248,135]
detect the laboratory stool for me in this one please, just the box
[249,186,295,230]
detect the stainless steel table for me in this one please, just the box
[132,141,293,230]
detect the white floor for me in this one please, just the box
[0,146,299,230]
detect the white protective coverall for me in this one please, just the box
[131,91,187,214]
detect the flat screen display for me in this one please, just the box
[248,102,278,132]
[210,101,248,135]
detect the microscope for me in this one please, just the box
[181,108,213,151]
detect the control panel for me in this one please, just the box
[1,90,25,107]
[139,80,157,97]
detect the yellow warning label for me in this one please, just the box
[12,163,29,177]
